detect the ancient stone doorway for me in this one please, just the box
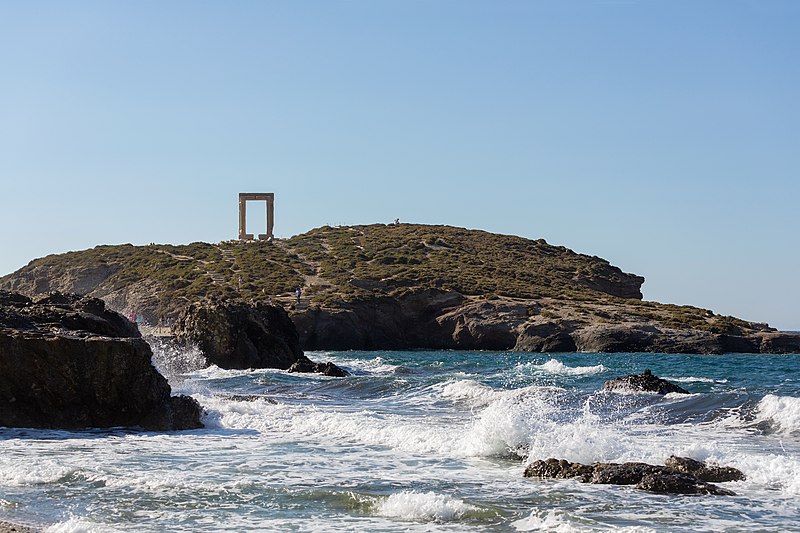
[238,193,274,240]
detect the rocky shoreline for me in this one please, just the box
[292,289,800,354]
[0,291,202,431]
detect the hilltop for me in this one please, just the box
[2,224,796,353]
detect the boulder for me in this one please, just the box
[287,357,349,377]
[173,299,303,369]
[0,291,202,430]
[603,369,689,395]
[173,298,348,376]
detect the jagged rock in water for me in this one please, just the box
[173,298,348,376]
[523,458,594,481]
[637,472,736,496]
[0,291,202,430]
[173,299,304,370]
[590,462,665,485]
[287,357,349,377]
[524,457,739,496]
[603,369,689,395]
[664,455,745,482]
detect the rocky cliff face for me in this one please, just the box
[0,291,203,430]
[292,289,799,354]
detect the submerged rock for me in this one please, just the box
[524,456,741,496]
[0,291,202,430]
[603,369,689,395]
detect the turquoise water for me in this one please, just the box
[1,350,799,532]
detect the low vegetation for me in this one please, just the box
[0,224,773,334]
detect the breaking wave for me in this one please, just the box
[374,491,478,522]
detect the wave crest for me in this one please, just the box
[374,491,478,522]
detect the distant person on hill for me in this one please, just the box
[296,287,302,304]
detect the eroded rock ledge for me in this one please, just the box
[524,456,744,496]
[0,291,202,430]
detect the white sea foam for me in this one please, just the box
[438,379,563,408]
[663,376,727,384]
[513,509,657,532]
[756,394,800,436]
[45,517,115,533]
[516,359,606,377]
[374,491,477,522]
[199,380,665,463]
[325,355,400,374]
[512,510,590,532]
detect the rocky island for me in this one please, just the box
[2,223,798,354]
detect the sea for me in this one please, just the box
[1,348,799,532]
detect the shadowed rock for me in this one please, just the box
[287,358,349,377]
[0,291,202,430]
[173,299,303,369]
[637,472,736,496]
[173,298,347,376]
[590,462,664,485]
[603,369,689,395]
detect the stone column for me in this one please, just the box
[238,196,247,240]
[266,197,274,240]
[238,194,254,240]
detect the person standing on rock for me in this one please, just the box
[296,287,302,305]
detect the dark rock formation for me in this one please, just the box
[522,458,595,482]
[173,298,346,375]
[287,358,349,377]
[603,370,689,395]
[637,472,736,496]
[590,462,664,485]
[173,299,303,369]
[524,456,742,496]
[0,291,202,430]
[664,455,746,482]
[758,332,800,354]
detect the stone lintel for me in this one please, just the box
[239,193,274,201]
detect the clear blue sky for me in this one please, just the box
[1,1,798,329]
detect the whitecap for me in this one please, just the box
[519,359,607,376]
[756,394,800,436]
[45,517,116,533]
[513,509,655,532]
[437,379,563,408]
[374,491,477,522]
[663,376,727,384]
